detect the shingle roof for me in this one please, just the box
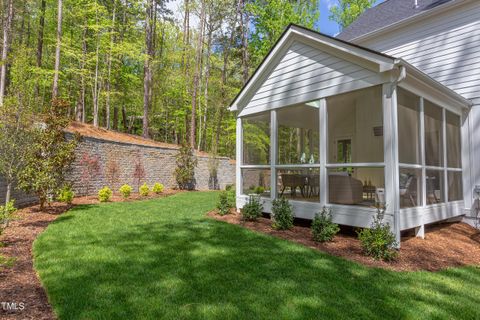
[337,0,454,41]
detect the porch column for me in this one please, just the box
[235,117,242,210]
[383,83,401,246]
[319,98,328,207]
[270,110,277,200]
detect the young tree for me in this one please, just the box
[329,0,375,30]
[79,152,101,195]
[17,101,77,210]
[174,143,198,190]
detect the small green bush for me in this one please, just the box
[357,205,398,261]
[217,191,232,216]
[57,186,74,204]
[254,186,265,194]
[0,200,17,232]
[271,197,294,230]
[241,195,263,221]
[152,183,164,194]
[311,207,339,242]
[98,187,113,202]
[139,183,150,196]
[119,184,133,199]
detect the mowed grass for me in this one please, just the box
[34,192,480,319]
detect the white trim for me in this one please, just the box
[325,162,385,168]
[270,110,277,201]
[319,98,328,206]
[442,108,448,202]
[239,165,270,169]
[235,118,243,208]
[419,97,427,208]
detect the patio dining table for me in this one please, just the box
[279,173,319,198]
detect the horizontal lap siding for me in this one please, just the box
[360,2,480,103]
[243,41,377,112]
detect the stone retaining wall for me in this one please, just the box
[0,135,236,205]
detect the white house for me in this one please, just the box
[230,0,480,243]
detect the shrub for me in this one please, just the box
[311,207,339,242]
[98,187,112,202]
[152,183,164,194]
[241,195,263,221]
[174,143,198,190]
[119,184,133,199]
[0,200,17,232]
[357,205,398,261]
[57,186,74,204]
[254,186,265,194]
[139,183,150,196]
[271,197,294,230]
[217,191,232,216]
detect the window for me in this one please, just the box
[277,104,319,165]
[242,113,270,165]
[448,171,462,202]
[399,168,422,208]
[398,88,421,164]
[426,169,444,204]
[424,100,443,167]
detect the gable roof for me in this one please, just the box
[337,0,459,41]
[229,24,471,113]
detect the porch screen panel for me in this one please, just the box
[426,169,445,204]
[327,86,383,163]
[277,168,320,202]
[448,171,463,201]
[242,112,270,165]
[446,111,461,168]
[241,168,271,197]
[398,88,421,164]
[424,101,443,167]
[277,105,319,165]
[399,168,422,209]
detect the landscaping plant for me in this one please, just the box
[217,191,232,215]
[133,157,146,192]
[174,143,198,190]
[0,200,17,232]
[57,186,75,205]
[357,205,398,261]
[79,153,101,195]
[98,187,113,202]
[152,183,164,194]
[271,197,294,230]
[119,184,133,199]
[311,207,340,242]
[140,183,150,196]
[241,195,263,221]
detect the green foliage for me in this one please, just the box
[57,186,75,205]
[119,184,133,199]
[329,0,375,29]
[17,101,77,210]
[0,254,15,268]
[247,0,319,64]
[98,187,113,202]
[217,191,233,216]
[357,205,398,261]
[139,183,150,196]
[254,186,265,194]
[241,195,263,221]
[271,197,294,230]
[152,183,164,194]
[174,144,198,190]
[0,200,17,235]
[311,207,340,242]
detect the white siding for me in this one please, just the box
[360,2,480,104]
[242,41,379,113]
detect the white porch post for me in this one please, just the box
[442,108,448,203]
[418,97,426,238]
[270,110,277,201]
[319,98,328,207]
[383,83,401,246]
[235,117,243,210]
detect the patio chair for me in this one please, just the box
[280,174,306,198]
[400,174,417,207]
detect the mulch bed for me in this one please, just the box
[208,209,480,272]
[0,190,180,320]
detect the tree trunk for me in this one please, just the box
[105,3,116,130]
[35,0,46,104]
[190,0,205,148]
[239,0,249,84]
[0,0,13,106]
[198,26,212,151]
[76,22,87,122]
[52,0,63,99]
[93,4,101,127]
[122,105,128,132]
[142,0,154,138]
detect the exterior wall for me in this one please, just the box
[356,1,480,217]
[0,135,236,205]
[242,40,379,113]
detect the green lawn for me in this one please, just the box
[34,192,480,319]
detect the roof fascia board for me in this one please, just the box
[350,0,472,44]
